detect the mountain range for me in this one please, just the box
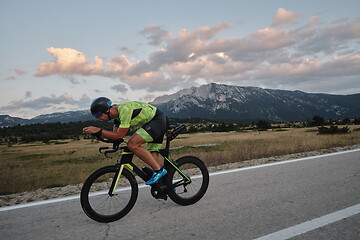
[150,83,360,122]
[1,83,359,127]
[0,110,93,127]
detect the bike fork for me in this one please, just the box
[108,165,124,196]
[108,164,133,196]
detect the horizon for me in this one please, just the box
[2,83,359,120]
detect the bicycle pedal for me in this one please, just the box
[150,185,168,201]
[156,192,168,201]
[155,192,168,200]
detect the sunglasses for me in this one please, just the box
[93,110,110,118]
[92,111,103,118]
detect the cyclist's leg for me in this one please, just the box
[127,133,162,171]
[147,143,163,166]
[138,109,167,168]
[128,109,167,171]
[151,151,162,166]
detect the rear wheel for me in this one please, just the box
[80,166,138,223]
[166,156,209,205]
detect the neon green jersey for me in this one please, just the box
[115,101,157,128]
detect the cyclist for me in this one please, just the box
[83,97,168,185]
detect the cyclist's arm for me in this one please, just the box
[83,126,128,140]
[84,107,132,140]
[102,127,129,140]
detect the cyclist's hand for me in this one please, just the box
[83,126,101,135]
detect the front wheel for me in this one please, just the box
[80,166,138,223]
[166,156,209,206]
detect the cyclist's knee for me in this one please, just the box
[127,141,136,151]
[127,134,146,151]
[127,140,143,152]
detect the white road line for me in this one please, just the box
[0,184,149,212]
[1,148,359,212]
[210,148,360,176]
[0,195,80,212]
[254,203,360,240]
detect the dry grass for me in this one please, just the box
[0,140,113,195]
[1,126,360,195]
[179,128,360,166]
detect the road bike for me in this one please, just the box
[80,125,209,223]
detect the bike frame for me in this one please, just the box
[99,125,191,196]
[108,135,191,196]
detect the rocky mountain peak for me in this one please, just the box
[151,83,360,122]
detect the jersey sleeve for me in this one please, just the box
[118,105,132,128]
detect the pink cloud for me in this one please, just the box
[0,93,91,111]
[14,68,26,75]
[34,13,360,93]
[139,25,170,46]
[35,47,105,76]
[273,8,301,25]
[308,16,322,26]
[35,23,234,91]
[325,17,360,39]
[6,76,16,80]
[248,55,360,80]
[250,27,293,49]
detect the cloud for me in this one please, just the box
[295,18,360,56]
[308,16,322,26]
[273,8,301,25]
[2,69,26,81]
[35,47,105,77]
[14,68,26,75]
[117,46,135,55]
[249,27,293,49]
[25,91,32,98]
[325,17,360,39]
[34,11,360,94]
[0,93,91,113]
[318,55,360,77]
[6,76,16,80]
[112,83,128,94]
[139,25,170,46]
[139,94,157,103]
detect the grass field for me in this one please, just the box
[1,126,360,195]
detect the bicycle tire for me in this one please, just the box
[80,166,138,223]
[166,156,209,206]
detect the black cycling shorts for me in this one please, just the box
[140,109,168,144]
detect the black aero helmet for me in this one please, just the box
[90,97,112,118]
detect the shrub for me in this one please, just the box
[256,120,271,130]
[317,126,350,134]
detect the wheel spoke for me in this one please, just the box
[80,166,138,222]
[167,156,209,205]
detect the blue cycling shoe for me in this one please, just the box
[146,168,167,185]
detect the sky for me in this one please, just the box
[1,0,360,119]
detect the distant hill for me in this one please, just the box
[151,83,360,122]
[30,110,92,124]
[0,115,31,127]
[0,110,93,127]
[1,83,359,127]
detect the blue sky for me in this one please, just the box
[1,0,360,118]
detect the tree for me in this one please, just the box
[318,126,350,134]
[256,120,271,130]
[341,118,351,125]
[312,115,325,126]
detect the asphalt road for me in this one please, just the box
[1,149,359,240]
